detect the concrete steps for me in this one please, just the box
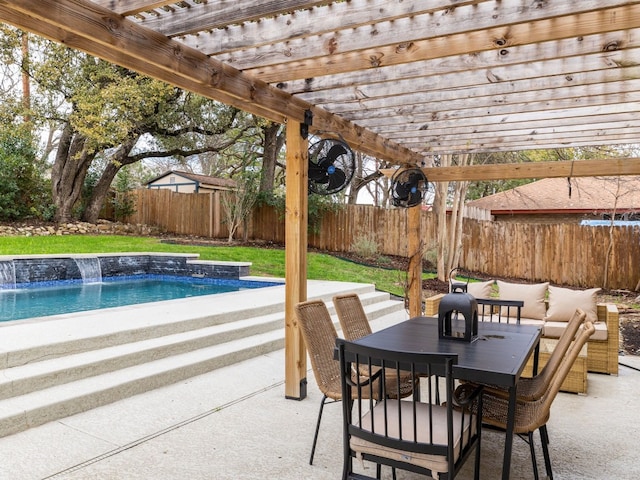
[0,281,404,438]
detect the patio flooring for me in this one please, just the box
[0,296,638,479]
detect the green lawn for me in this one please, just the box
[0,235,427,297]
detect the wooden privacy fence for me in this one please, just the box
[123,189,640,290]
[460,221,640,290]
[126,188,231,238]
[250,203,438,257]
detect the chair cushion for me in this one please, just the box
[544,285,600,323]
[544,320,607,341]
[466,280,494,299]
[350,400,475,477]
[497,281,548,320]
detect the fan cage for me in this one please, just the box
[390,167,428,208]
[307,137,355,195]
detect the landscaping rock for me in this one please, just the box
[0,221,160,237]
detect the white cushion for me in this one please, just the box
[544,285,600,323]
[497,281,548,320]
[543,320,607,341]
[350,399,475,477]
[519,317,545,329]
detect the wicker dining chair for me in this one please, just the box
[481,308,587,402]
[457,320,596,480]
[294,299,415,466]
[334,292,417,391]
[333,292,373,341]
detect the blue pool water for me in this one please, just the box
[0,275,281,322]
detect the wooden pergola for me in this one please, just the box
[3,0,640,399]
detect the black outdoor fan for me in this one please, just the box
[308,137,355,195]
[390,167,428,208]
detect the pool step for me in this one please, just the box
[0,282,376,369]
[0,311,288,401]
[0,330,287,438]
[0,284,405,438]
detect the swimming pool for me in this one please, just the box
[0,275,281,322]
[0,253,282,322]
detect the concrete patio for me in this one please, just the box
[0,288,638,479]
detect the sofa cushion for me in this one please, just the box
[544,285,600,323]
[497,281,548,320]
[543,320,607,341]
[519,317,545,329]
[465,280,494,299]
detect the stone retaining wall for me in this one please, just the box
[0,221,159,237]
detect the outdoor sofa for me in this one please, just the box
[424,280,619,376]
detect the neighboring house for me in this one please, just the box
[466,176,640,223]
[145,170,237,194]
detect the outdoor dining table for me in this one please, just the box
[351,315,542,480]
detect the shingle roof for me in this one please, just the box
[146,170,237,189]
[467,177,640,213]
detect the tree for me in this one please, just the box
[221,146,261,242]
[0,123,48,220]
[1,28,262,222]
[432,153,473,282]
[346,153,391,205]
[258,120,285,193]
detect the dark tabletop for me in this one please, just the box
[354,316,542,387]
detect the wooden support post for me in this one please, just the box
[407,205,423,318]
[284,119,308,400]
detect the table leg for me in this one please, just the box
[532,342,540,376]
[502,385,517,480]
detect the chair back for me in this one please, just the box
[529,308,586,400]
[333,293,372,340]
[510,320,596,433]
[294,299,342,400]
[539,320,595,415]
[476,298,523,324]
[337,339,483,479]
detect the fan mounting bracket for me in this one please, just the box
[300,109,313,140]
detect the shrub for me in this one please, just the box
[351,231,379,259]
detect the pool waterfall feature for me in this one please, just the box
[74,256,102,284]
[0,253,252,289]
[0,260,16,288]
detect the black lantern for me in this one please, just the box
[438,291,478,342]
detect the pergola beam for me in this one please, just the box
[381,158,640,182]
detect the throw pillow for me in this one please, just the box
[544,285,600,323]
[465,280,494,299]
[497,280,549,320]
